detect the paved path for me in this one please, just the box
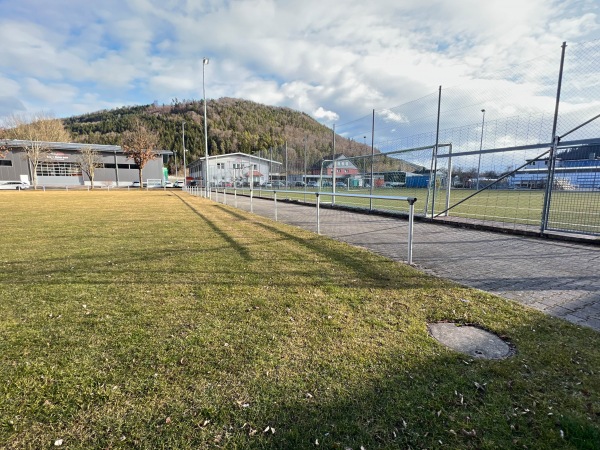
[216,193,600,332]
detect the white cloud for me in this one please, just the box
[313,107,339,122]
[380,110,409,124]
[24,78,78,103]
[0,0,597,134]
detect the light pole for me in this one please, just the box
[363,136,368,186]
[476,108,486,190]
[182,121,186,187]
[203,57,210,197]
[304,136,307,190]
[174,140,178,179]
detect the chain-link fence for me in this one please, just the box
[269,39,599,237]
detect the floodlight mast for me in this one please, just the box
[182,121,186,187]
[203,57,210,197]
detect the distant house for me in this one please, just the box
[323,154,360,177]
[306,154,360,177]
[0,139,171,187]
[188,152,282,187]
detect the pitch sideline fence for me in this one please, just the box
[187,186,418,264]
[264,40,600,236]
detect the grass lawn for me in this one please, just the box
[1,190,599,449]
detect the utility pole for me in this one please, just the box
[182,121,186,186]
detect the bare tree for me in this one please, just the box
[0,112,71,189]
[76,147,103,189]
[121,119,159,188]
[0,125,7,158]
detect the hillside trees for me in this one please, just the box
[63,98,388,176]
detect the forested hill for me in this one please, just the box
[63,98,377,171]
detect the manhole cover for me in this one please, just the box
[428,322,513,359]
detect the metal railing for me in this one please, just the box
[190,187,418,265]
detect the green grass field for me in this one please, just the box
[1,190,599,449]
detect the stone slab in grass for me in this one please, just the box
[428,322,513,359]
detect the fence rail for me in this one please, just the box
[187,187,418,264]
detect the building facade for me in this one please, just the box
[510,158,600,190]
[188,152,282,187]
[0,139,171,187]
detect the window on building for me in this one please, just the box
[0,160,13,166]
[104,163,139,169]
[36,161,82,177]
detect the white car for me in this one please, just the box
[0,181,30,190]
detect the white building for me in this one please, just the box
[188,152,282,187]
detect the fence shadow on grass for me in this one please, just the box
[211,203,435,292]
[175,194,253,261]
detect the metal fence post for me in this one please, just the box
[431,85,442,217]
[407,200,416,265]
[250,190,253,213]
[234,189,237,207]
[444,144,452,217]
[223,188,227,205]
[316,193,321,234]
[541,41,567,234]
[274,191,278,221]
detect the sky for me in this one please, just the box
[0,0,599,143]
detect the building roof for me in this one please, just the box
[0,139,172,155]
[193,152,283,166]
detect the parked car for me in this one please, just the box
[172,181,184,188]
[131,181,146,188]
[0,181,30,190]
[335,181,346,188]
[163,181,174,188]
[322,181,332,187]
[307,181,318,188]
[295,181,305,187]
[272,181,286,188]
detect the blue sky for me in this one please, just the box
[0,0,599,137]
